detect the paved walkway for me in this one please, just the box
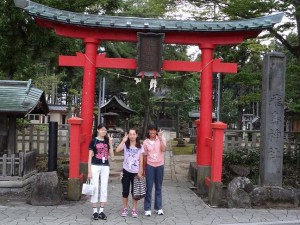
[0,132,299,225]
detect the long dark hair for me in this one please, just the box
[125,128,141,149]
[97,124,109,143]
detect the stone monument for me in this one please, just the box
[260,52,286,186]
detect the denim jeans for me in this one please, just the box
[144,164,164,211]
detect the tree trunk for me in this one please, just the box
[141,104,150,139]
[295,2,300,53]
[237,106,243,132]
[5,66,14,80]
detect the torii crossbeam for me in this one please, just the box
[59,53,236,73]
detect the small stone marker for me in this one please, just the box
[260,52,286,186]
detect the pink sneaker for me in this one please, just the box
[121,208,128,217]
[131,209,138,218]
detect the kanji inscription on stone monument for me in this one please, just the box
[260,53,286,186]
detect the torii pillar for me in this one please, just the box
[197,44,215,193]
[79,38,98,175]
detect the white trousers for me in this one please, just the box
[90,165,110,203]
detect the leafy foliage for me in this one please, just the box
[223,147,300,187]
[220,89,238,127]
[4,0,300,131]
[16,118,31,131]
[273,33,300,112]
[224,148,259,166]
[118,0,176,17]
[35,0,122,14]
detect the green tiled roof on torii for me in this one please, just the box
[14,0,284,32]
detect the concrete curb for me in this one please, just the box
[224,220,300,225]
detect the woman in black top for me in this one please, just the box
[88,124,114,220]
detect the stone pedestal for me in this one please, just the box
[208,182,223,207]
[188,162,197,186]
[196,166,210,194]
[67,178,81,201]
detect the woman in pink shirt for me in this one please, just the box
[143,124,166,216]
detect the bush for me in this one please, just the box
[36,157,69,181]
[223,147,300,188]
[16,118,30,131]
[224,148,259,166]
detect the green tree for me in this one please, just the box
[216,0,300,116]
[186,0,299,125]
[7,0,201,133]
[118,0,175,17]
[34,74,61,103]
[1,0,122,78]
[273,33,300,112]
[94,0,187,136]
[189,0,300,60]
[220,89,238,128]
[221,0,299,59]
[215,39,268,128]
[0,0,40,80]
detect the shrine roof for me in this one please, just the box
[48,104,68,112]
[0,80,49,116]
[101,96,135,115]
[14,0,284,33]
[188,110,216,119]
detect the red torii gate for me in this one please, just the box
[14,0,283,200]
[59,32,236,167]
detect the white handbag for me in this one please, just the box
[82,179,96,195]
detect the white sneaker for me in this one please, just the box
[156,209,164,215]
[144,210,151,216]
